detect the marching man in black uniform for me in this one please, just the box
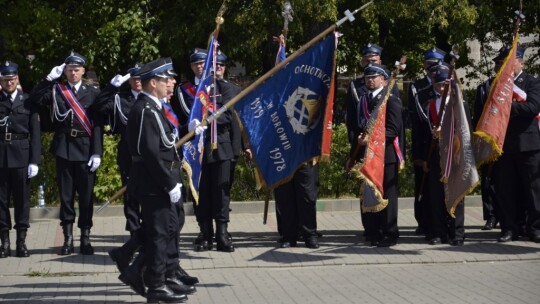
[93,64,144,274]
[0,61,41,258]
[96,64,142,238]
[29,52,103,255]
[126,58,192,303]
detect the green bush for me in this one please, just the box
[30,132,122,207]
[33,123,471,205]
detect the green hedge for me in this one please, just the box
[31,124,475,206]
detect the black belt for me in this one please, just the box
[0,133,29,141]
[61,129,90,137]
[132,156,182,170]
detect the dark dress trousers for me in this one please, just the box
[0,92,41,231]
[94,84,141,231]
[126,93,185,287]
[407,76,435,233]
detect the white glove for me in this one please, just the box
[46,63,66,81]
[27,164,39,178]
[168,183,182,203]
[87,154,101,172]
[110,73,131,87]
[188,119,207,135]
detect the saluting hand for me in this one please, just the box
[110,73,131,87]
[46,63,66,81]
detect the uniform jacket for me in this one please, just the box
[201,78,240,163]
[94,84,137,170]
[503,71,540,153]
[29,79,103,161]
[219,79,246,158]
[408,76,435,161]
[345,85,403,164]
[419,91,473,161]
[127,93,183,196]
[0,92,41,168]
[171,79,197,126]
[473,78,494,128]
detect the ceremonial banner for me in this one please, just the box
[356,90,389,212]
[473,35,519,165]
[235,34,337,188]
[182,35,216,203]
[439,78,479,216]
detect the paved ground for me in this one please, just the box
[1,199,539,303]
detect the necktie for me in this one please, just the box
[161,101,179,130]
[72,86,77,95]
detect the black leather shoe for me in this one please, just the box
[15,230,29,257]
[60,224,74,255]
[16,243,29,257]
[280,241,297,248]
[80,243,94,255]
[108,247,130,273]
[60,241,74,255]
[146,285,187,303]
[304,236,319,249]
[0,230,11,258]
[530,235,540,243]
[119,270,146,297]
[165,276,196,295]
[498,231,517,242]
[177,266,199,286]
[80,229,94,255]
[119,253,146,297]
[194,239,212,252]
[428,237,441,245]
[450,239,464,246]
[377,237,397,247]
[482,218,497,230]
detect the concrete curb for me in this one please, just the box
[26,195,483,220]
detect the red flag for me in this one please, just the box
[356,94,389,212]
[473,35,519,165]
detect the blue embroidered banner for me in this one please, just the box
[235,34,337,188]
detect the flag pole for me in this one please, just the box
[175,0,375,149]
[98,0,374,211]
[263,1,294,225]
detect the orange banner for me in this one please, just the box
[473,35,518,165]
